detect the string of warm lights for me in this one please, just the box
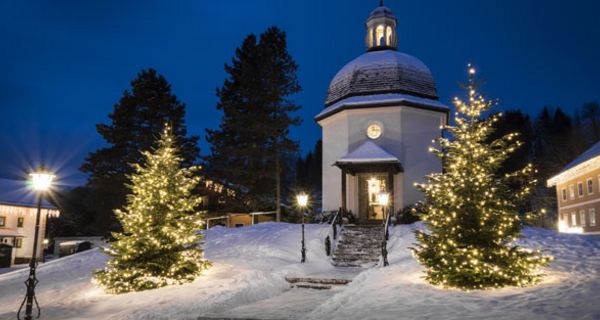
[94,126,210,294]
[411,65,553,290]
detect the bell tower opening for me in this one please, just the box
[365,1,398,51]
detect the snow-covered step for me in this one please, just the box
[290,282,332,290]
[285,276,352,285]
[332,224,384,267]
[332,260,378,268]
[285,276,352,290]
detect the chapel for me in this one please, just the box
[316,2,449,222]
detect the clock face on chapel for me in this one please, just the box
[366,123,382,139]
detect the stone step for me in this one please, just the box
[342,230,383,234]
[340,235,382,239]
[333,257,379,263]
[333,254,379,260]
[284,277,352,286]
[339,240,381,243]
[333,260,378,267]
[337,242,381,248]
[334,250,380,256]
[290,282,332,290]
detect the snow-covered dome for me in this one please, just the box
[324,2,438,107]
[325,50,439,106]
[368,3,396,20]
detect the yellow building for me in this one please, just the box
[205,212,276,229]
[0,179,59,265]
[548,141,600,234]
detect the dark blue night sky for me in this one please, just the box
[0,0,599,187]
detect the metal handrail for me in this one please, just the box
[381,208,391,267]
[325,207,344,256]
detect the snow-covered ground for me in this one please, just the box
[0,222,598,320]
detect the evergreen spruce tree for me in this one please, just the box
[412,66,552,290]
[205,27,300,218]
[95,126,209,294]
[81,69,199,235]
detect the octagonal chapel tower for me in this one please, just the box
[315,3,449,222]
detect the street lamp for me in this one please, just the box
[378,191,390,267]
[378,191,390,235]
[296,192,308,263]
[18,169,54,320]
[377,191,389,209]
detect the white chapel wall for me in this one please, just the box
[320,113,349,212]
[320,104,446,213]
[400,107,446,206]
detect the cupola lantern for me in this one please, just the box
[365,1,398,51]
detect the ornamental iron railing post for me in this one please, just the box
[18,193,43,320]
[301,212,306,263]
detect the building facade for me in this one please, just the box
[317,4,448,222]
[0,179,59,266]
[548,141,600,234]
[0,202,59,265]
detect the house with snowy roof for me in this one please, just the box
[0,178,59,266]
[316,2,448,224]
[547,141,600,234]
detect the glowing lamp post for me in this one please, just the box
[378,191,390,237]
[296,192,308,263]
[18,170,54,320]
[378,191,390,267]
[377,191,390,209]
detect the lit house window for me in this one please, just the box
[15,238,22,248]
[0,216,5,227]
[569,185,575,199]
[562,189,567,202]
[17,217,24,228]
[588,178,594,194]
[571,212,577,226]
[580,210,586,226]
[578,182,584,197]
[590,208,596,227]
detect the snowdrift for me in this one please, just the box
[0,222,597,320]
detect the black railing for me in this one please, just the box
[325,207,344,256]
[381,208,391,267]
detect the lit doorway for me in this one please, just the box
[358,174,388,222]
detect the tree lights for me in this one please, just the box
[94,126,210,294]
[411,65,553,290]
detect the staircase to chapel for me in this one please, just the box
[332,225,383,267]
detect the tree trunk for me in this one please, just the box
[275,150,281,222]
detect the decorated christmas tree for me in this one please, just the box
[95,126,210,294]
[412,66,552,290]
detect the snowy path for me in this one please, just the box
[200,288,336,320]
[199,268,364,320]
[0,222,599,319]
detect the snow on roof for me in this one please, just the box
[0,178,57,209]
[0,229,26,238]
[60,240,90,246]
[337,141,399,164]
[368,4,396,20]
[316,92,448,121]
[325,50,439,107]
[547,140,600,186]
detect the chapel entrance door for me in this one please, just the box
[358,173,388,223]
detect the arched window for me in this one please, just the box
[376,25,385,46]
[386,26,393,46]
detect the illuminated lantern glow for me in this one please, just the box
[30,172,54,191]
